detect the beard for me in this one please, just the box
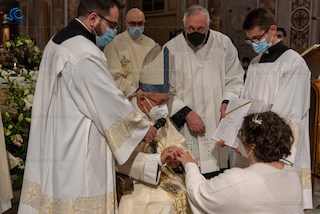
[95,21,104,36]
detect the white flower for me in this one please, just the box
[33,46,40,53]
[25,39,32,44]
[23,94,34,110]
[8,70,16,76]
[28,70,34,76]
[5,41,11,48]
[16,40,23,46]
[22,68,28,75]
[1,70,9,76]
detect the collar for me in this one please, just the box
[53,19,96,45]
[259,41,289,63]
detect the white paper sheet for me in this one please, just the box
[212,98,264,148]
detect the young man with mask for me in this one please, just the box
[104,8,156,98]
[164,5,244,179]
[18,1,159,213]
[117,45,191,214]
[241,8,312,209]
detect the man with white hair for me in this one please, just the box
[117,45,191,214]
[104,8,155,97]
[164,5,244,178]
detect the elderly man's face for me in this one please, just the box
[184,12,210,47]
[140,92,169,115]
[184,13,208,34]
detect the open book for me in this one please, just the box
[212,98,272,149]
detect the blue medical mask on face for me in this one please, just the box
[251,35,272,54]
[129,26,144,38]
[94,21,117,46]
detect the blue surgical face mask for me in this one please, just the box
[94,21,117,46]
[251,35,272,54]
[129,26,144,38]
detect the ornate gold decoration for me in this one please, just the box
[105,110,144,153]
[299,168,312,189]
[120,55,131,77]
[159,174,189,213]
[20,179,116,213]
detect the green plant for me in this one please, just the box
[0,67,36,188]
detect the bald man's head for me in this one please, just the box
[125,8,146,30]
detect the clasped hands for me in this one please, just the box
[161,146,199,168]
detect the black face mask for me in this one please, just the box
[186,32,206,47]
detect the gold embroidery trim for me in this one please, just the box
[160,174,190,213]
[20,179,116,214]
[299,168,312,189]
[105,110,144,153]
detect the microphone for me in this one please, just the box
[149,118,166,152]
[153,118,166,130]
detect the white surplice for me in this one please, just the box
[164,30,244,174]
[104,31,156,97]
[117,97,191,214]
[241,48,312,209]
[18,19,149,214]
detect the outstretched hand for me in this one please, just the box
[176,151,199,167]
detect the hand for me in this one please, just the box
[218,139,225,147]
[161,146,184,167]
[220,103,228,118]
[185,111,205,134]
[176,151,199,167]
[143,125,157,143]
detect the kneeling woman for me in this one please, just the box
[177,111,303,214]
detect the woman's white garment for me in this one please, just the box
[185,162,303,214]
[241,49,312,209]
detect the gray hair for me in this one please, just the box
[136,90,154,99]
[182,5,210,27]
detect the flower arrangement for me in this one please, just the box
[0,34,42,188]
[2,34,42,70]
[0,66,38,188]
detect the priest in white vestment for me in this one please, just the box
[242,8,312,209]
[118,45,191,214]
[18,2,158,213]
[104,8,156,97]
[164,5,243,177]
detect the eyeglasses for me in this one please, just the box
[97,13,118,30]
[145,96,167,105]
[245,27,270,45]
[185,26,208,34]
[126,20,145,27]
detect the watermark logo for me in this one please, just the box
[4,7,24,24]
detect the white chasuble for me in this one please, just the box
[241,49,312,209]
[164,30,243,174]
[18,19,149,214]
[104,31,156,97]
[116,98,191,214]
